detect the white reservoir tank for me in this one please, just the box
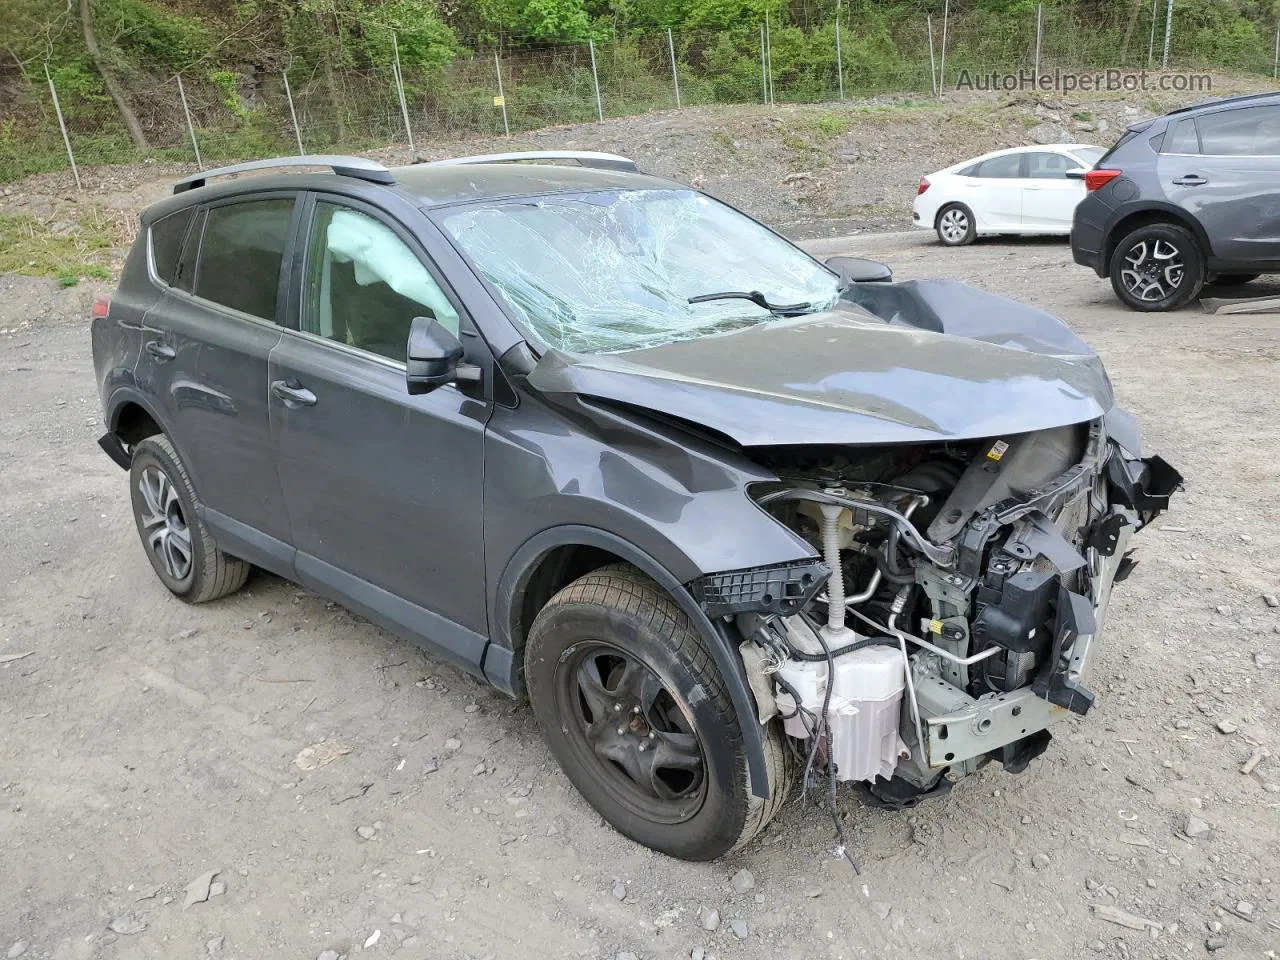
[827,644,908,783]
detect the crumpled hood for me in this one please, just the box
[526,280,1114,447]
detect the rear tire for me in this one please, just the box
[1109,222,1204,311]
[129,435,250,603]
[935,203,976,246]
[524,563,792,860]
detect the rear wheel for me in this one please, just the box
[1109,222,1204,311]
[524,564,791,860]
[935,203,976,246]
[129,435,250,603]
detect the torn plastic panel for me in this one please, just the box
[690,559,830,618]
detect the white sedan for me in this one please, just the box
[912,144,1105,246]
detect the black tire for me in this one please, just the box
[128,435,250,603]
[525,564,791,861]
[935,203,977,246]
[1211,273,1260,286]
[1109,222,1205,311]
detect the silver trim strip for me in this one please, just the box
[423,150,639,173]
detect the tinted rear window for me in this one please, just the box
[976,154,1022,178]
[1163,118,1200,155]
[150,208,195,286]
[194,198,295,320]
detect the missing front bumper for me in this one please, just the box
[917,524,1132,770]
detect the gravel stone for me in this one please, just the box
[7,942,28,959]
[1031,852,1051,869]
[698,907,720,932]
[730,868,755,893]
[1216,720,1238,734]
[730,918,748,940]
[612,880,627,901]
[1205,936,1228,952]
[1184,815,1212,839]
[356,825,376,840]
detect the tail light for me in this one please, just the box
[1084,169,1122,192]
[917,178,930,196]
[91,297,111,319]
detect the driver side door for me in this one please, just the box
[268,193,493,674]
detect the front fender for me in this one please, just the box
[487,523,776,799]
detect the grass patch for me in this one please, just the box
[0,210,122,284]
[710,129,738,154]
[1072,110,1093,121]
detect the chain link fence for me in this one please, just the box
[4,5,1279,185]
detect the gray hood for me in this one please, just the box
[527,280,1113,447]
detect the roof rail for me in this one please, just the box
[1166,91,1280,116]
[426,150,639,173]
[173,155,395,194]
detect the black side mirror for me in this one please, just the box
[407,316,463,395]
[825,256,893,284]
[1065,168,1087,180]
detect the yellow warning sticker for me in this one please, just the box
[986,439,1010,461]
[493,95,506,106]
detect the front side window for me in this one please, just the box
[1069,146,1105,168]
[194,198,295,320]
[436,189,840,354]
[976,154,1023,178]
[1026,151,1076,179]
[303,202,460,362]
[1195,105,1280,156]
[150,207,195,285]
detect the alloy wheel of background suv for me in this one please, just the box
[1109,222,1205,312]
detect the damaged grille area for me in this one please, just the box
[723,419,1181,807]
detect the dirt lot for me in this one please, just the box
[2,227,1279,960]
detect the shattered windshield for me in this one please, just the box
[437,188,841,354]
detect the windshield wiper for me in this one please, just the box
[687,290,814,317]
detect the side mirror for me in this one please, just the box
[406,316,463,395]
[825,256,893,284]
[1065,168,1088,180]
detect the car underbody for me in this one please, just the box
[692,416,1180,806]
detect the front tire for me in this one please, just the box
[935,203,976,246]
[525,564,791,860]
[1109,222,1204,311]
[129,435,250,603]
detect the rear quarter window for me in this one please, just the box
[149,208,196,286]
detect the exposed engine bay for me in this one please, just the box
[702,416,1182,808]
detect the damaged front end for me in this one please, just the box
[698,413,1180,807]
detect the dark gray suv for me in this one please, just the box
[93,152,1177,861]
[1071,92,1280,311]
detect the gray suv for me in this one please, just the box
[93,153,1177,861]
[1071,92,1280,310]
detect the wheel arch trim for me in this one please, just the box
[489,524,773,799]
[1103,202,1212,267]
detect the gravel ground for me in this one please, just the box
[2,226,1279,959]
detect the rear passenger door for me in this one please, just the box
[139,193,298,566]
[267,195,491,670]
[967,153,1025,230]
[1159,105,1280,265]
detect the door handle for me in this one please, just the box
[1172,174,1207,186]
[271,378,318,407]
[144,340,175,361]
